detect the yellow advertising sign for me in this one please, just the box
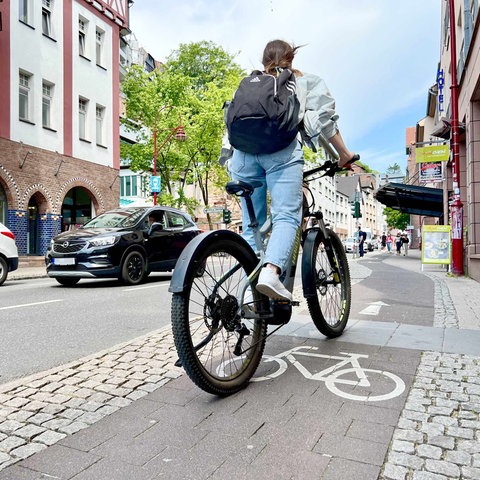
[416,145,450,163]
[421,225,451,265]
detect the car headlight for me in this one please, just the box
[87,236,118,248]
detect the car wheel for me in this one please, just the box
[55,277,80,286]
[0,257,8,286]
[120,251,146,285]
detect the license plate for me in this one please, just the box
[53,258,76,266]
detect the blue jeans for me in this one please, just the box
[229,139,304,274]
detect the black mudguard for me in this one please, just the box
[301,228,321,298]
[169,229,257,293]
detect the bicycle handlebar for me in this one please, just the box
[303,154,360,179]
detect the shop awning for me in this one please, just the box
[375,182,444,217]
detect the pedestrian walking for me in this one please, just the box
[395,233,402,255]
[401,233,409,256]
[386,233,393,253]
[381,232,387,252]
[357,226,366,257]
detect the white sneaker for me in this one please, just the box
[256,267,292,301]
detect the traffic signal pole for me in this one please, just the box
[448,0,464,275]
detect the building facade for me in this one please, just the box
[0,0,130,255]
[412,0,480,281]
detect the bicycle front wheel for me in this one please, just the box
[171,234,267,396]
[303,229,351,337]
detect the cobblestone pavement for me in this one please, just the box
[381,352,480,480]
[0,327,182,471]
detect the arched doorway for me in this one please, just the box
[61,187,93,231]
[27,192,48,255]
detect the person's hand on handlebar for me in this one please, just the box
[339,153,359,171]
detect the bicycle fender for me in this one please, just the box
[169,230,256,293]
[301,228,320,297]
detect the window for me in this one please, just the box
[120,176,139,197]
[79,18,87,57]
[42,81,53,128]
[19,72,32,121]
[96,104,105,145]
[19,0,32,25]
[79,98,88,139]
[96,28,104,66]
[42,0,52,37]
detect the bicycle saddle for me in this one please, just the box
[226,180,262,197]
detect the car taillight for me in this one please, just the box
[1,231,15,240]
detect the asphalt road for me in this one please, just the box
[0,273,174,384]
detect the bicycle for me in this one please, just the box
[250,346,406,402]
[169,154,360,396]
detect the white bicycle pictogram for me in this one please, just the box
[251,346,406,402]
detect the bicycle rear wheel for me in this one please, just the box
[303,229,351,337]
[171,236,267,396]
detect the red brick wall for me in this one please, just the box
[0,137,119,215]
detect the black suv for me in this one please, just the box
[45,206,201,286]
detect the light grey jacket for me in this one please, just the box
[296,72,339,147]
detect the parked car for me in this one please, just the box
[45,206,201,286]
[342,237,358,254]
[0,222,19,286]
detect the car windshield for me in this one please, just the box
[83,209,146,228]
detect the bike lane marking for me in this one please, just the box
[252,345,406,402]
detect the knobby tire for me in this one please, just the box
[171,237,267,396]
[306,229,351,337]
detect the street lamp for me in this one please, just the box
[152,106,187,205]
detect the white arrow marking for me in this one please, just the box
[359,301,390,316]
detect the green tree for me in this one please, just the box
[120,65,192,199]
[120,41,244,223]
[384,207,409,231]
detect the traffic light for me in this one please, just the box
[350,201,361,218]
[223,209,231,224]
[355,201,361,218]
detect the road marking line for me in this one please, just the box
[0,299,63,310]
[123,283,170,292]
[359,301,390,316]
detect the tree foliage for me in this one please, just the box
[384,207,409,231]
[120,41,244,221]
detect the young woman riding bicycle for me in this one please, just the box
[227,39,357,302]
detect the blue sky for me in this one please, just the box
[129,1,441,174]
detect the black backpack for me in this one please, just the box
[226,69,300,154]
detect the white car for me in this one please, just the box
[0,222,19,285]
[342,237,358,254]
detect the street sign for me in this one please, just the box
[150,176,161,193]
[204,207,224,213]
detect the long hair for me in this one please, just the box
[262,40,302,76]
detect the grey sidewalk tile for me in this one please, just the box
[250,443,331,480]
[0,465,43,479]
[71,458,155,480]
[443,328,480,356]
[387,325,445,351]
[347,419,395,444]
[18,444,100,479]
[321,457,381,480]
[313,432,389,466]
[58,411,157,452]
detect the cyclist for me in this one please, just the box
[228,39,356,301]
